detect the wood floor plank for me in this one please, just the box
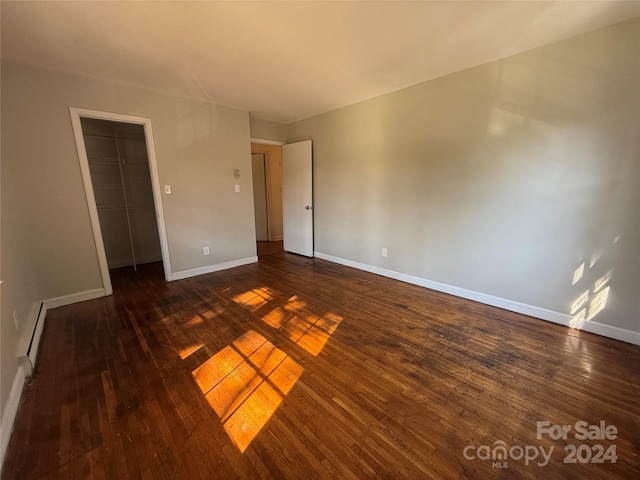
[2,256,639,479]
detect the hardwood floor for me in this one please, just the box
[3,254,640,479]
[257,240,284,257]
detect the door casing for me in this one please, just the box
[69,107,172,295]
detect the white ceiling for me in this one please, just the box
[2,1,639,124]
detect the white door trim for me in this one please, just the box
[69,107,173,294]
[250,137,286,146]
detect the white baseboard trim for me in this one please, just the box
[27,303,47,369]
[171,256,259,281]
[270,235,284,241]
[1,368,26,469]
[314,252,640,346]
[44,288,106,310]
[14,302,44,364]
[13,302,49,374]
[577,322,640,346]
[2,287,106,469]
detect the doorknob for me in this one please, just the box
[305,205,312,210]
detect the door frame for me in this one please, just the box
[69,107,173,295]
[251,152,270,241]
[251,139,286,242]
[250,138,285,146]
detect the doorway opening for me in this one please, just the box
[251,153,269,241]
[251,142,284,257]
[70,108,172,295]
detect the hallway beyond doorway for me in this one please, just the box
[257,240,283,257]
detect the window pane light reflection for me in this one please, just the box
[232,288,344,357]
[192,330,303,452]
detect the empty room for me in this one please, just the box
[1,1,639,479]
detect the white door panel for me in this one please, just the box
[282,140,313,256]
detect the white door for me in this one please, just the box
[251,153,269,241]
[282,140,313,256]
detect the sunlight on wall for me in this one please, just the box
[570,274,611,328]
[571,284,610,328]
[192,330,303,452]
[487,107,524,137]
[570,239,615,329]
[570,309,587,329]
[571,290,590,315]
[587,286,610,322]
[593,270,612,293]
[572,263,585,285]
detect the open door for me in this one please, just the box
[282,140,313,257]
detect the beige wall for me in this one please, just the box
[1,155,41,423]
[1,61,257,426]
[249,117,288,143]
[288,18,640,336]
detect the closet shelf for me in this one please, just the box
[88,157,121,165]
[96,204,156,211]
[94,184,126,189]
[84,131,146,142]
[94,184,151,190]
[89,158,150,168]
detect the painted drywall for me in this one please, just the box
[0,61,258,442]
[249,117,288,143]
[0,148,41,459]
[288,18,640,336]
[2,60,256,289]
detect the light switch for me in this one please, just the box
[164,185,172,194]
[234,185,240,193]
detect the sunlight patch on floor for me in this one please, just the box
[232,288,345,356]
[192,330,303,452]
[179,342,204,359]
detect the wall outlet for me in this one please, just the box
[13,310,19,330]
[381,248,388,257]
[203,246,210,255]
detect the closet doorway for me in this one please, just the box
[70,108,172,295]
[250,142,284,257]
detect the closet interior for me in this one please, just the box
[81,117,162,270]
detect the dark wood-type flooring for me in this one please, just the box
[3,254,640,479]
[257,240,284,257]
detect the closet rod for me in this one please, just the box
[115,132,138,272]
[83,131,145,141]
